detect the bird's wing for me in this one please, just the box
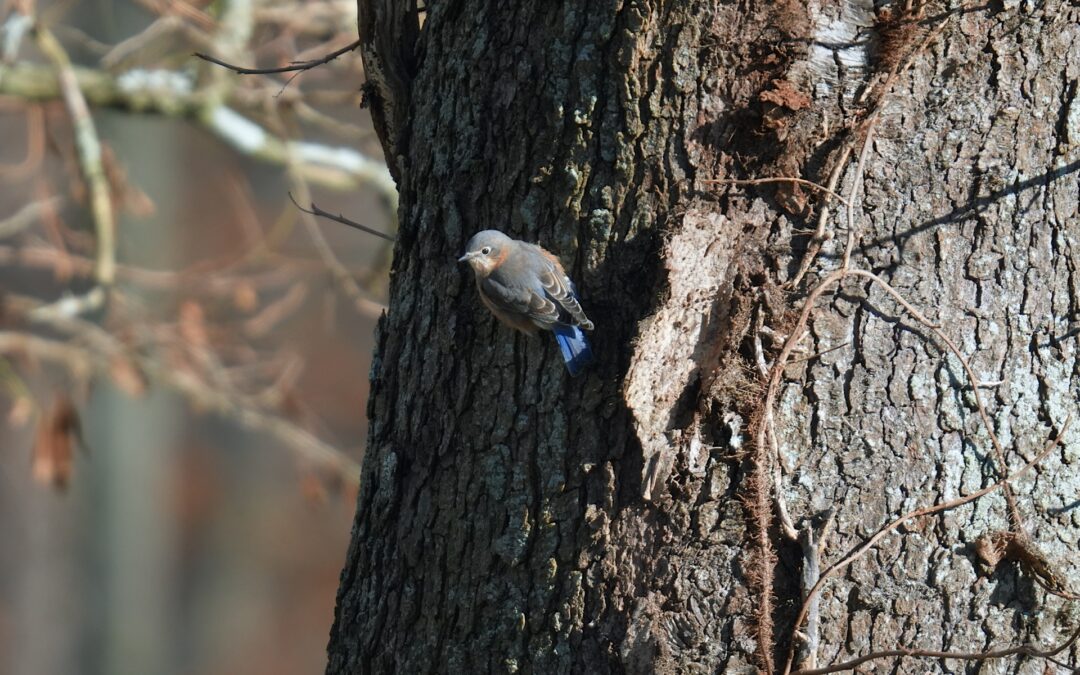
[530,247,594,331]
[482,243,594,331]
[480,274,561,328]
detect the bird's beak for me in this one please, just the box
[458,252,475,263]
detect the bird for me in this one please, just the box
[458,230,594,376]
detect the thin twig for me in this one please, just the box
[34,24,115,288]
[0,62,397,196]
[244,284,309,338]
[760,297,799,544]
[0,244,344,297]
[789,144,854,288]
[789,15,951,290]
[293,99,373,140]
[0,329,361,483]
[780,414,1073,675]
[702,177,852,209]
[785,341,850,367]
[773,450,799,541]
[130,0,215,29]
[0,196,63,239]
[841,119,877,271]
[793,617,1080,675]
[842,15,1029,532]
[289,193,396,241]
[101,15,212,69]
[768,262,1070,675]
[194,37,361,75]
[255,1,359,35]
[286,169,388,319]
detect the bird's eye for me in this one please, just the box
[481,246,492,255]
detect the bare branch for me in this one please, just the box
[194,37,361,75]
[0,244,330,296]
[0,196,63,239]
[0,62,397,197]
[289,193,396,242]
[34,24,115,288]
[101,15,212,70]
[255,1,358,36]
[0,329,361,483]
[287,168,390,319]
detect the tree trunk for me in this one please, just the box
[328,1,1080,673]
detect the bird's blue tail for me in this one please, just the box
[552,324,593,376]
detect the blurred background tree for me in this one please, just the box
[0,1,393,673]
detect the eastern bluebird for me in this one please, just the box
[458,230,594,376]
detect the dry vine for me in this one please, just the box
[725,6,1080,673]
[792,618,1080,675]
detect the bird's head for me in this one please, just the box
[458,230,511,276]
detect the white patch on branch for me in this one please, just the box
[1,13,32,62]
[295,142,397,197]
[116,69,194,95]
[207,106,268,153]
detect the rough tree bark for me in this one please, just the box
[328,0,1080,673]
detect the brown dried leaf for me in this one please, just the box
[120,187,156,218]
[772,157,810,216]
[974,530,1008,568]
[280,388,303,420]
[974,530,1071,594]
[759,80,812,111]
[32,395,80,491]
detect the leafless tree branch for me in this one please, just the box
[194,37,361,75]
[289,192,396,242]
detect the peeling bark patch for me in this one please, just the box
[789,0,873,102]
[623,209,738,501]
